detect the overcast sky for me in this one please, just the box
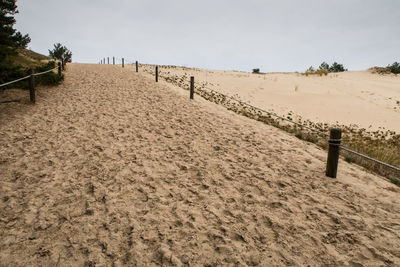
[15,0,400,72]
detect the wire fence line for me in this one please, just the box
[197,86,399,173]
[340,145,400,171]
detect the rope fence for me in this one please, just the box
[98,59,399,180]
[33,67,58,76]
[0,62,64,103]
[0,75,31,88]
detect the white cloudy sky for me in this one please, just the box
[15,0,400,72]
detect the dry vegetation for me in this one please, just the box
[5,48,51,69]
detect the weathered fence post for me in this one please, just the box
[190,76,194,99]
[29,69,35,103]
[155,66,158,82]
[136,61,138,72]
[107,57,109,64]
[122,58,124,68]
[113,57,115,65]
[58,62,62,76]
[326,128,342,178]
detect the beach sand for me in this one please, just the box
[143,65,400,133]
[0,64,399,266]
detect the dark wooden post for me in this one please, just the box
[113,57,115,65]
[136,61,138,72]
[326,128,342,178]
[58,62,62,76]
[190,76,194,99]
[107,57,109,64]
[155,66,158,82]
[122,58,124,68]
[29,69,35,103]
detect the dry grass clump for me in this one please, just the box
[303,69,329,76]
[142,65,400,185]
[368,67,392,75]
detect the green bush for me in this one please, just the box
[252,68,260,74]
[387,62,400,74]
[0,59,27,85]
[1,60,63,89]
[34,61,63,86]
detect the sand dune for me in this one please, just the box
[0,64,399,266]
[146,66,400,133]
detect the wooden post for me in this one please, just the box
[29,69,35,103]
[190,76,194,99]
[113,57,115,65]
[58,62,62,76]
[122,58,124,68]
[136,61,138,72]
[107,57,109,64]
[326,128,342,178]
[155,66,158,82]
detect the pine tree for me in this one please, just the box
[329,62,347,72]
[0,0,31,62]
[49,43,72,63]
[319,62,330,70]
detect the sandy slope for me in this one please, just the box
[0,64,399,266]
[146,66,400,133]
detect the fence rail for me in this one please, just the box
[340,145,400,171]
[33,67,58,76]
[0,63,63,103]
[0,75,31,88]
